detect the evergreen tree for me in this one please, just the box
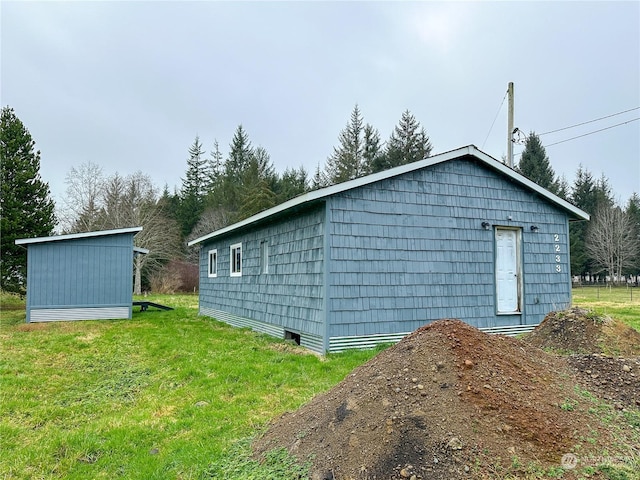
[380,110,432,173]
[311,163,328,190]
[178,136,208,236]
[555,174,570,201]
[626,193,640,277]
[221,125,253,213]
[569,165,596,278]
[207,139,224,196]
[158,183,180,220]
[571,166,597,213]
[516,132,559,193]
[325,104,367,184]
[277,166,309,202]
[238,147,277,220]
[593,174,615,212]
[1,106,56,293]
[362,124,384,175]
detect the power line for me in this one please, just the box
[539,106,639,136]
[481,89,508,149]
[543,117,639,147]
[514,117,639,157]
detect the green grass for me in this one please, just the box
[572,285,640,332]
[0,293,380,479]
[2,289,638,479]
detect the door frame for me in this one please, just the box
[494,226,523,315]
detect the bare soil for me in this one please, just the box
[254,318,640,480]
[524,307,640,356]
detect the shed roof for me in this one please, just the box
[15,227,143,246]
[188,145,590,247]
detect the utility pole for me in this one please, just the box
[506,82,514,168]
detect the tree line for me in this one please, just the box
[1,104,638,295]
[169,104,433,247]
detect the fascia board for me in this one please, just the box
[15,226,144,245]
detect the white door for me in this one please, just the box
[495,228,521,313]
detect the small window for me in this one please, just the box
[230,243,242,277]
[260,240,269,274]
[208,249,217,277]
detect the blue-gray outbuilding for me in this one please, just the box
[15,227,145,322]
[189,146,590,354]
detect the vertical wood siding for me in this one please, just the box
[198,204,326,338]
[25,233,135,321]
[326,158,572,338]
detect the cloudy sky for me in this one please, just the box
[2,1,639,211]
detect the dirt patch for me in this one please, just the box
[254,320,635,479]
[524,307,640,356]
[268,342,320,357]
[568,355,640,409]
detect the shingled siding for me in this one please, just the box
[326,157,572,339]
[25,234,135,321]
[198,204,326,345]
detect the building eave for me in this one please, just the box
[15,227,144,246]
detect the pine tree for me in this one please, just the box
[517,132,560,194]
[569,165,596,278]
[555,174,570,201]
[362,124,384,175]
[311,163,328,190]
[380,110,432,173]
[1,106,56,293]
[178,136,208,236]
[277,166,309,202]
[593,174,615,212]
[238,147,277,220]
[207,139,224,196]
[221,125,253,213]
[626,193,640,277]
[325,105,367,184]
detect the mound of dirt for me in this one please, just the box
[567,354,640,409]
[524,307,640,356]
[253,320,629,480]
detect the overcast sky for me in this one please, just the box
[2,1,639,212]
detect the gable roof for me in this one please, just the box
[15,227,143,246]
[188,145,589,247]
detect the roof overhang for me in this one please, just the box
[16,226,144,246]
[188,145,589,246]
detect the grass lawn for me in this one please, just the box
[0,293,380,479]
[572,285,640,333]
[1,288,638,479]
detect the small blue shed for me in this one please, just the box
[188,146,589,353]
[15,227,144,322]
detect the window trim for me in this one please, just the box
[230,243,242,277]
[207,249,217,278]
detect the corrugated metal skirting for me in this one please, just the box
[329,332,411,353]
[199,308,538,354]
[328,323,539,353]
[29,306,131,322]
[478,324,539,336]
[199,307,325,354]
